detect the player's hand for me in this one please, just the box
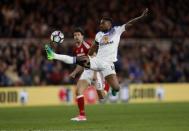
[69,72,76,78]
[141,8,148,17]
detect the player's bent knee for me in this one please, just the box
[75,87,81,96]
[76,86,85,96]
[112,86,120,91]
[76,56,90,68]
[76,80,89,96]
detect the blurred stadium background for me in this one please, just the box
[0,0,189,130]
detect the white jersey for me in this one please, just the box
[95,24,126,62]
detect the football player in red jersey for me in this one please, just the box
[70,28,110,121]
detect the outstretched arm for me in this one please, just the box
[125,8,149,30]
[69,65,84,78]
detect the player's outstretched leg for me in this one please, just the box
[45,44,76,64]
[45,44,91,68]
[105,74,120,96]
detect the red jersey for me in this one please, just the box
[73,41,92,57]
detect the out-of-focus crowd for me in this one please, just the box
[0,39,188,86]
[0,0,189,38]
[0,40,75,86]
[118,39,189,83]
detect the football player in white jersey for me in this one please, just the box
[45,8,148,96]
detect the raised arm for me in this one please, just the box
[125,8,149,30]
[69,65,84,78]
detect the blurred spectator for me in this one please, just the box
[0,39,188,87]
[0,0,189,38]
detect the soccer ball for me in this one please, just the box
[50,31,64,44]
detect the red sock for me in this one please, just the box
[104,82,110,93]
[77,95,85,116]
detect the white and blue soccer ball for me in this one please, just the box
[50,31,64,44]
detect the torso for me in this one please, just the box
[95,24,125,62]
[74,41,92,57]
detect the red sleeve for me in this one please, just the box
[83,41,92,55]
[86,41,92,47]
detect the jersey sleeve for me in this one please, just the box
[83,41,91,49]
[95,32,101,44]
[114,24,126,35]
[82,41,91,55]
[86,41,92,47]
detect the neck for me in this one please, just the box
[76,41,83,46]
[103,28,112,33]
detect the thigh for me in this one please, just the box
[88,56,103,71]
[101,62,116,78]
[79,69,94,85]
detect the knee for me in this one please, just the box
[76,82,82,96]
[76,87,82,96]
[76,56,90,68]
[112,86,120,92]
[76,80,88,96]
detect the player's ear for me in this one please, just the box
[108,22,112,28]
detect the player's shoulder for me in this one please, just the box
[82,41,91,49]
[95,31,104,39]
[96,31,103,36]
[85,40,92,45]
[113,24,124,29]
[95,32,104,42]
[113,24,126,33]
[113,25,119,30]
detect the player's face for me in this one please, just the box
[99,20,111,32]
[73,32,84,43]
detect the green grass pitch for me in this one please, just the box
[0,102,189,131]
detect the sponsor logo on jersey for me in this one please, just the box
[100,35,113,45]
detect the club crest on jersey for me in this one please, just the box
[102,36,109,44]
[100,35,113,45]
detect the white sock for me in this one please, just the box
[54,53,76,64]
